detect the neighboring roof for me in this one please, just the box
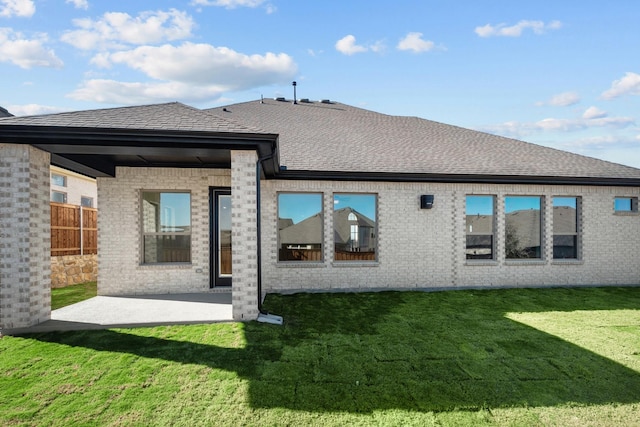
[0,102,278,178]
[279,213,322,245]
[0,106,12,117]
[209,98,640,185]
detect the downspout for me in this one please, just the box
[255,152,283,325]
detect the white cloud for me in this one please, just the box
[68,79,229,104]
[481,113,634,138]
[335,34,386,56]
[65,0,88,10]
[601,72,640,99]
[7,103,67,116]
[190,0,275,12]
[335,35,367,55]
[475,20,562,38]
[582,106,607,120]
[0,0,35,18]
[0,28,63,69]
[543,91,580,107]
[96,42,296,85]
[71,42,297,104]
[397,32,435,53]
[61,9,195,50]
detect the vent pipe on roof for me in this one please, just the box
[292,81,297,105]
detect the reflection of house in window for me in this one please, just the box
[334,207,376,260]
[553,197,580,259]
[505,210,541,259]
[278,214,323,261]
[466,213,494,259]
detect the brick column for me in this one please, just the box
[230,150,259,320]
[0,144,51,331]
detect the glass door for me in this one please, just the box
[211,188,231,287]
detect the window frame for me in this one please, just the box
[81,196,94,208]
[51,173,66,187]
[51,191,67,204]
[614,196,639,214]
[552,196,581,260]
[333,193,378,263]
[504,195,543,260]
[140,190,192,265]
[465,195,496,261]
[277,192,324,263]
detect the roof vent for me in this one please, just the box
[300,98,311,103]
[275,97,286,102]
[320,99,332,104]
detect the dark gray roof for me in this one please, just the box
[0,102,263,134]
[0,102,278,178]
[209,98,640,181]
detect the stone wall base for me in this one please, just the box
[51,255,98,288]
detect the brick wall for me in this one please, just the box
[261,180,640,292]
[230,150,259,320]
[97,167,231,295]
[97,165,639,322]
[0,144,51,330]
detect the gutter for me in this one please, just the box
[255,152,284,326]
[273,169,640,187]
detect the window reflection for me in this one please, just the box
[278,193,323,262]
[141,192,191,263]
[466,195,494,260]
[505,196,541,259]
[553,197,579,259]
[334,194,377,261]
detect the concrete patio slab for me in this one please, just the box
[6,293,233,334]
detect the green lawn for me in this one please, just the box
[2,286,639,426]
[51,281,97,310]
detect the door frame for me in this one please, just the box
[210,187,232,288]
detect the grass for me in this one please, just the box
[51,281,97,310]
[1,286,639,426]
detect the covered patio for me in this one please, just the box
[0,103,279,333]
[6,292,233,334]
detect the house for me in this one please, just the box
[50,165,97,207]
[0,98,639,331]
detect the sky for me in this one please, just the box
[1,0,640,168]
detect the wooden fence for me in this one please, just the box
[51,202,97,256]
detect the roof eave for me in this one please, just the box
[0,125,280,177]
[273,169,640,187]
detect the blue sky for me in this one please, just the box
[1,0,639,168]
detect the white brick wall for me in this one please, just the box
[261,180,640,292]
[97,165,640,321]
[0,144,51,331]
[230,150,259,320]
[50,165,97,207]
[97,167,230,295]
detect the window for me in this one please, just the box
[614,197,638,213]
[334,194,377,261]
[278,193,323,262]
[51,191,67,203]
[81,196,94,208]
[553,197,580,259]
[505,196,542,259]
[141,191,191,264]
[51,173,66,187]
[466,195,495,260]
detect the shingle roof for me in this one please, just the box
[0,102,264,134]
[208,98,640,180]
